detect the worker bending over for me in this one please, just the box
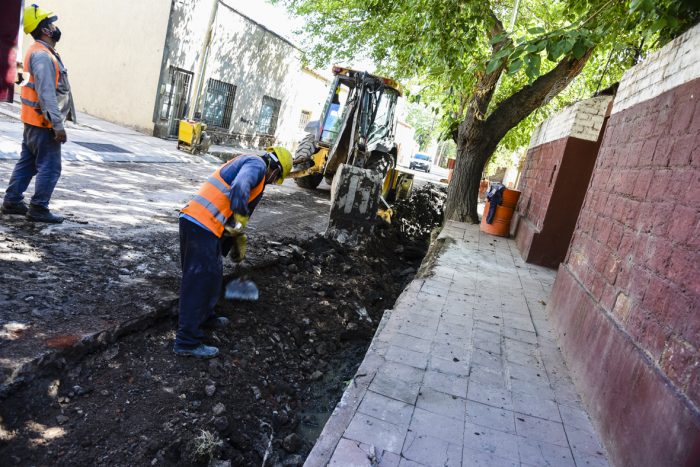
[175,147,292,358]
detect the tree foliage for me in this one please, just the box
[278,0,698,221]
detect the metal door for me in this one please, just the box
[161,67,193,137]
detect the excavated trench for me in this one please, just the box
[0,185,446,466]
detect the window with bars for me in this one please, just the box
[256,95,282,135]
[202,79,236,129]
[298,110,312,130]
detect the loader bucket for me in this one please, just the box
[326,164,383,243]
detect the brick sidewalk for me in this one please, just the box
[306,221,610,467]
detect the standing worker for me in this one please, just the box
[174,147,292,358]
[1,4,75,223]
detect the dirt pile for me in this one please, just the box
[0,233,424,466]
[391,183,447,243]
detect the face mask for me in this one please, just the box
[44,26,61,42]
[51,27,61,42]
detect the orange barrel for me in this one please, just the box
[447,159,456,183]
[501,188,521,209]
[480,201,515,237]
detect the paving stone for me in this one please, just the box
[428,355,470,377]
[358,390,415,428]
[398,457,427,467]
[465,399,516,434]
[391,332,432,354]
[509,378,556,400]
[473,338,501,355]
[416,387,467,421]
[565,423,607,456]
[345,413,408,454]
[503,326,538,345]
[469,365,505,388]
[462,446,518,467]
[559,404,597,432]
[504,347,544,369]
[467,381,513,411]
[437,320,473,339]
[470,349,503,371]
[517,436,576,467]
[385,345,429,370]
[514,413,568,447]
[463,421,520,462]
[329,437,374,466]
[506,362,550,385]
[431,342,470,361]
[512,389,562,422]
[401,430,462,466]
[409,407,465,445]
[370,372,421,405]
[377,361,425,384]
[393,322,438,341]
[572,448,610,467]
[422,370,469,399]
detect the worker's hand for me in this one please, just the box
[229,233,247,263]
[54,129,67,143]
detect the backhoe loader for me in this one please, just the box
[291,67,414,240]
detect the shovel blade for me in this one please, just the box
[225,279,259,301]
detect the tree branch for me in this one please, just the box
[484,49,594,142]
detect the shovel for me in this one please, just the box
[224,278,259,301]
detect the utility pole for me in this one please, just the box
[188,0,219,120]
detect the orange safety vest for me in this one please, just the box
[181,159,266,238]
[20,41,60,128]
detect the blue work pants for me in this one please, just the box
[176,217,223,348]
[4,124,62,208]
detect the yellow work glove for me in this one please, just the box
[230,232,247,263]
[223,213,249,262]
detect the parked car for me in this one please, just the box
[409,153,431,172]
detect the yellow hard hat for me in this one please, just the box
[266,146,292,185]
[24,4,57,34]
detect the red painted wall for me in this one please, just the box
[548,78,700,466]
[515,134,603,268]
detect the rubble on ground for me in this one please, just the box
[391,183,447,243]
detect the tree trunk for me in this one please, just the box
[444,118,499,224]
[444,50,594,224]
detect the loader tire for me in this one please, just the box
[293,133,317,163]
[293,133,323,189]
[294,173,324,189]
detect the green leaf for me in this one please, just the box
[485,57,503,74]
[527,26,545,34]
[489,32,508,44]
[572,40,589,59]
[507,58,523,75]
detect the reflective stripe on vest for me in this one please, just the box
[20,42,60,128]
[181,162,266,238]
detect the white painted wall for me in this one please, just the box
[529,95,613,148]
[22,0,172,133]
[159,0,329,147]
[613,23,700,115]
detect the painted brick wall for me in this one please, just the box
[548,23,700,467]
[529,95,611,147]
[514,95,611,268]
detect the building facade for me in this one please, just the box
[21,0,330,150]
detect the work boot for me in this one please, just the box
[173,344,219,359]
[26,205,64,224]
[203,316,230,330]
[1,201,28,215]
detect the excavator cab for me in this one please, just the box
[291,67,413,240]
